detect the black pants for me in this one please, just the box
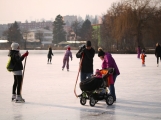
[48,58,52,63]
[157,57,161,64]
[12,75,22,95]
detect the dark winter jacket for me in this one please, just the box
[155,45,161,57]
[8,50,25,71]
[48,49,53,58]
[76,47,95,73]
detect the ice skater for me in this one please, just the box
[137,46,141,59]
[155,43,161,67]
[8,42,29,103]
[47,46,53,64]
[141,49,146,66]
[62,46,72,71]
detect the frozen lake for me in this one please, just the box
[0,50,161,120]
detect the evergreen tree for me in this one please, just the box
[71,20,81,40]
[81,19,92,41]
[53,15,66,44]
[7,21,22,43]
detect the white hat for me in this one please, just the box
[11,42,19,51]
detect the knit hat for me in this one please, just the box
[86,41,91,47]
[98,48,105,57]
[95,69,100,74]
[67,46,70,50]
[11,42,19,51]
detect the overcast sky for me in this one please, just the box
[0,0,119,24]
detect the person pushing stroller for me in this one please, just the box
[78,68,115,107]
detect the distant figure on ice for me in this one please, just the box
[98,47,120,102]
[137,46,141,59]
[8,42,29,102]
[47,46,53,64]
[155,43,161,67]
[62,46,72,71]
[141,49,146,66]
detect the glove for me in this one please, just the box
[81,45,85,49]
[80,48,85,55]
[22,51,29,57]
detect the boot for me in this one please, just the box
[16,95,25,103]
[12,94,16,101]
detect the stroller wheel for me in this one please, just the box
[95,100,98,103]
[106,95,114,106]
[80,97,86,105]
[89,97,96,107]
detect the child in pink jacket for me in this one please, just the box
[62,47,72,71]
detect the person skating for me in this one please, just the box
[155,43,161,67]
[76,41,95,81]
[62,46,72,71]
[141,49,146,66]
[98,47,120,102]
[47,46,53,64]
[137,46,141,59]
[8,42,29,103]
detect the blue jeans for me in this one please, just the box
[109,74,118,101]
[80,72,93,81]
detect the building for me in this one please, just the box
[23,29,53,48]
[8,21,53,31]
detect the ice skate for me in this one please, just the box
[157,64,159,67]
[12,94,16,101]
[15,95,25,103]
[62,68,64,71]
[67,69,69,71]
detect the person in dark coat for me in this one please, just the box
[47,46,53,64]
[8,42,29,102]
[76,41,95,81]
[155,43,161,67]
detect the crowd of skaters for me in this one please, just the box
[7,41,161,103]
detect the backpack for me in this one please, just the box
[6,57,15,72]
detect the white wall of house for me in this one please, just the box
[23,29,53,44]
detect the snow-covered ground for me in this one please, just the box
[0,50,161,120]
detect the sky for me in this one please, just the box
[0,0,119,24]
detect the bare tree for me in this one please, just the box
[35,30,43,45]
[102,0,161,52]
[21,28,29,50]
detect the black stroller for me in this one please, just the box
[78,68,114,107]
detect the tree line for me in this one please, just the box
[100,0,161,52]
[3,0,161,52]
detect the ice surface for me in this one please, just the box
[0,50,161,120]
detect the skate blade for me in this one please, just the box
[15,100,25,103]
[12,99,16,102]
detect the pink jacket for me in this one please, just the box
[102,53,120,75]
[63,50,72,60]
